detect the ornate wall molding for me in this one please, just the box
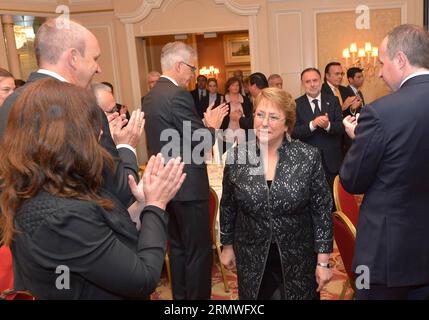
[115,0,163,24]
[213,0,260,16]
[116,0,260,24]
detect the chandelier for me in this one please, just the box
[342,42,379,80]
[199,65,220,78]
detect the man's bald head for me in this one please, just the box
[34,18,102,89]
[35,18,90,66]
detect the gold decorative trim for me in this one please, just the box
[209,186,220,245]
[334,210,356,239]
[333,174,342,212]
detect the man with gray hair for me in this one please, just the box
[268,73,283,89]
[92,82,117,113]
[143,41,228,299]
[340,24,429,299]
[0,18,142,207]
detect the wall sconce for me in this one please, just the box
[199,65,220,78]
[342,42,379,80]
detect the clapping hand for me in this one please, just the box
[128,174,145,203]
[313,114,329,129]
[342,96,357,111]
[204,103,229,129]
[350,96,362,111]
[107,112,126,143]
[343,115,358,140]
[142,153,186,210]
[110,110,145,148]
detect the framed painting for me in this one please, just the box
[223,34,250,65]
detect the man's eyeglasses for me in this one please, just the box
[181,61,197,73]
[254,111,285,123]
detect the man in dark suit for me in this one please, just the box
[345,67,365,115]
[190,75,209,118]
[342,67,366,154]
[340,24,429,300]
[322,62,359,112]
[0,18,141,207]
[142,41,228,299]
[292,67,344,191]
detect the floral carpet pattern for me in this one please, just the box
[151,242,354,300]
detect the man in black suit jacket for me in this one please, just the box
[142,41,228,299]
[346,67,365,113]
[292,67,344,191]
[341,67,366,154]
[190,75,209,118]
[322,62,359,112]
[340,24,429,300]
[0,18,140,207]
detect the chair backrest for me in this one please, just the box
[0,246,14,293]
[333,211,356,283]
[333,175,359,226]
[209,186,219,245]
[0,289,35,300]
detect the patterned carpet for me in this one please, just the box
[151,241,354,300]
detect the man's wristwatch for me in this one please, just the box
[317,262,331,269]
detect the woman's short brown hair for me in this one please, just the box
[224,76,242,95]
[0,78,114,245]
[253,87,296,134]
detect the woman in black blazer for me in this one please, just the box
[207,77,224,108]
[0,79,185,299]
[196,78,224,119]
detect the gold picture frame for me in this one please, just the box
[223,34,250,65]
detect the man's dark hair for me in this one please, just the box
[347,67,363,80]
[249,72,268,89]
[324,62,341,82]
[196,75,207,82]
